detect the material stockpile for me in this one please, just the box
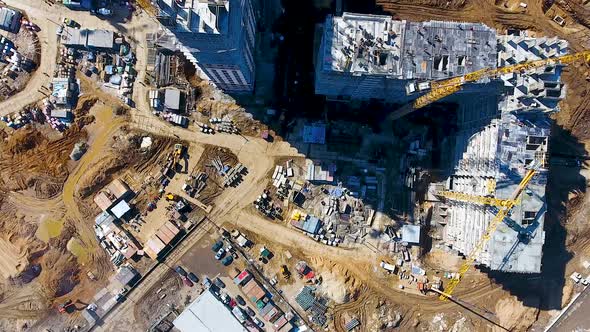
[210,116,238,134]
[183,172,208,197]
[1,107,44,130]
[294,286,328,327]
[161,112,189,127]
[254,189,283,219]
[299,184,377,246]
[222,162,245,187]
[195,121,214,134]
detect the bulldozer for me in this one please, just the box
[280,265,291,280]
[165,193,178,201]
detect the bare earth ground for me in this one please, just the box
[0,0,589,331]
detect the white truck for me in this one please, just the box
[571,272,582,283]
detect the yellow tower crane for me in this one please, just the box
[436,190,517,208]
[389,50,590,120]
[439,160,541,300]
[415,50,590,109]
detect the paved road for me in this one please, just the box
[546,286,590,332]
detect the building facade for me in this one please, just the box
[317,13,569,273]
[158,0,257,93]
[437,32,568,273]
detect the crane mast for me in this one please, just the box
[439,162,540,299]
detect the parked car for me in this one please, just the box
[220,292,230,305]
[187,272,199,283]
[235,295,246,306]
[182,277,193,287]
[174,266,187,277]
[253,317,264,328]
[245,306,256,317]
[211,241,223,252]
[221,255,233,266]
[571,272,582,283]
[202,277,212,288]
[215,248,225,260]
[98,8,113,16]
[214,277,226,288]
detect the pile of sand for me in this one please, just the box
[308,256,364,303]
[495,295,540,332]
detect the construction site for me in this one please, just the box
[0,0,588,332]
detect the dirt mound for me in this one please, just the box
[73,95,98,128]
[32,177,63,199]
[77,133,174,199]
[5,128,47,155]
[495,295,540,332]
[381,0,467,9]
[77,155,129,199]
[0,127,86,193]
[37,249,79,300]
[308,256,364,303]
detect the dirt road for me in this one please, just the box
[0,0,58,116]
[0,0,160,116]
[61,104,125,270]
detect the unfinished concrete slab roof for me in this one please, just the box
[320,13,497,80]
[86,29,114,49]
[401,20,497,80]
[322,12,405,77]
[173,290,247,332]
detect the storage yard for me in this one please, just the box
[0,0,589,332]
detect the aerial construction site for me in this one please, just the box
[0,0,589,332]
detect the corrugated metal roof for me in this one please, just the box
[107,179,130,199]
[87,29,114,49]
[110,200,131,219]
[173,291,247,332]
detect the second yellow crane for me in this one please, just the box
[439,160,540,300]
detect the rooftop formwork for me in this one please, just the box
[315,13,497,102]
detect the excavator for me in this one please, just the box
[395,49,590,301]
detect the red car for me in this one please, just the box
[182,276,193,287]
